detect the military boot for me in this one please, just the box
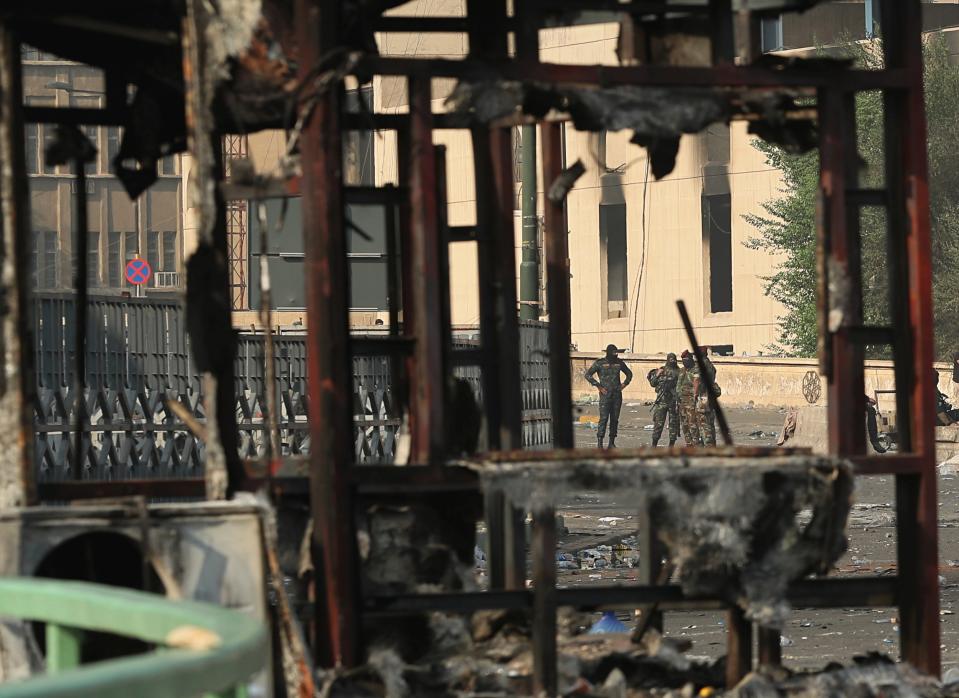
[607,437,617,449]
[597,435,604,448]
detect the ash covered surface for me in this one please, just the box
[463,454,852,628]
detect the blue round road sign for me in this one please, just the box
[125,257,152,285]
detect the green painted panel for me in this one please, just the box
[0,579,266,698]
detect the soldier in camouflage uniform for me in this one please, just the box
[695,349,719,447]
[647,353,680,447]
[585,344,633,448]
[677,352,704,446]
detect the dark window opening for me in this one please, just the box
[600,203,627,319]
[158,155,176,176]
[703,192,733,313]
[33,532,164,665]
[25,123,39,174]
[106,127,122,172]
[107,231,121,287]
[41,126,56,175]
[32,231,58,289]
[162,231,176,272]
[147,231,160,282]
[87,230,100,287]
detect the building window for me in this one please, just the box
[81,125,98,176]
[41,125,57,175]
[600,203,627,319]
[147,231,160,282]
[87,231,100,287]
[106,127,122,172]
[760,15,784,53]
[107,231,121,287]
[25,123,39,174]
[346,204,389,311]
[158,155,176,176]
[248,197,391,311]
[162,231,177,272]
[702,193,733,313]
[148,230,178,287]
[32,231,58,289]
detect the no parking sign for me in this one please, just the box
[125,257,152,286]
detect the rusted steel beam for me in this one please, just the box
[757,626,782,668]
[489,126,524,451]
[405,76,446,464]
[725,606,752,688]
[38,479,207,500]
[818,88,866,457]
[364,576,900,616]
[0,27,36,507]
[357,56,909,90]
[880,0,941,677]
[531,507,558,697]
[295,0,360,669]
[850,454,923,476]
[541,122,574,449]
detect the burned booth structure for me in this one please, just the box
[0,0,944,696]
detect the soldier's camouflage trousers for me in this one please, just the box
[679,400,703,446]
[697,402,717,446]
[651,401,679,446]
[598,391,623,440]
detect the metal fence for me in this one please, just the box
[32,293,551,480]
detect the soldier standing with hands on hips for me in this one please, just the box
[585,344,633,449]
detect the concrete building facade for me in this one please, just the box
[22,47,184,298]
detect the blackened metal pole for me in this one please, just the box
[531,506,557,697]
[541,122,573,449]
[71,152,89,480]
[520,124,539,321]
[295,0,360,668]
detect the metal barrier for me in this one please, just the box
[33,293,552,479]
[0,578,266,698]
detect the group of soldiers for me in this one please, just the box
[585,344,720,449]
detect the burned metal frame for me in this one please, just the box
[287,0,941,689]
[0,0,942,692]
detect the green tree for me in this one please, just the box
[746,35,959,360]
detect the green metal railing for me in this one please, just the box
[0,578,267,698]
